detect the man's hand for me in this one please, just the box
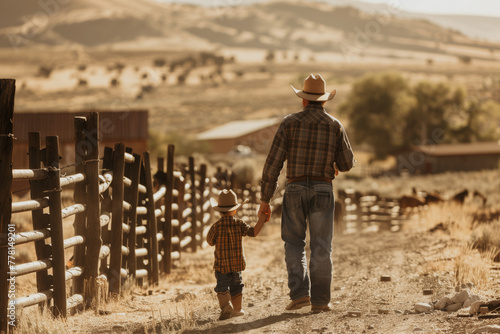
[258,201,271,222]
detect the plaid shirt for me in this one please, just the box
[207,216,255,274]
[261,104,354,202]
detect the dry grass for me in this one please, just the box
[454,245,499,290]
[16,307,71,334]
[470,221,500,259]
[416,200,500,292]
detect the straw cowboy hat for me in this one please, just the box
[210,189,249,212]
[291,74,336,101]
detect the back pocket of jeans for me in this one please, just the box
[284,191,302,210]
[313,189,332,211]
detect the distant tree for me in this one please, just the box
[153,58,166,67]
[339,72,412,160]
[458,55,472,65]
[38,65,54,78]
[402,81,465,145]
[265,49,275,63]
[110,78,120,87]
[341,73,499,160]
[450,98,500,142]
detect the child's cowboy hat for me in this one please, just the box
[210,189,249,212]
[291,74,336,101]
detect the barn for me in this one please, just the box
[397,141,500,174]
[12,110,148,169]
[196,118,280,154]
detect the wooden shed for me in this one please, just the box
[397,141,500,174]
[12,110,148,169]
[196,118,280,154]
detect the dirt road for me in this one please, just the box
[68,223,499,334]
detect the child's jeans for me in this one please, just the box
[214,271,244,296]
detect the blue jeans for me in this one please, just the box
[214,271,244,297]
[281,180,334,306]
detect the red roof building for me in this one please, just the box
[396,141,500,174]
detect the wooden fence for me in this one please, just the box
[0,81,234,333]
[337,188,404,234]
[0,79,406,333]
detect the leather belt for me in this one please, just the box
[287,176,332,184]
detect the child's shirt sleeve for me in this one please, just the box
[240,221,255,237]
[207,223,217,246]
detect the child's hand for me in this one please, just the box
[258,211,269,224]
[258,202,271,223]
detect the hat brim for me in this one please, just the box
[210,198,250,212]
[291,85,336,101]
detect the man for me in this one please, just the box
[258,74,354,312]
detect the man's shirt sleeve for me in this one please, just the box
[335,124,355,172]
[261,120,287,202]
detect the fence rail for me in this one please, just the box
[0,92,245,333]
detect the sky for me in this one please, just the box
[158,0,500,18]
[362,0,500,17]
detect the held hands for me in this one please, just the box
[258,202,271,223]
[253,202,271,237]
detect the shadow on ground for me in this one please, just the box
[183,312,311,334]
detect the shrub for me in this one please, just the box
[38,65,53,78]
[470,221,500,261]
[153,58,166,67]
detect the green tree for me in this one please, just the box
[450,98,500,142]
[402,82,465,145]
[341,73,500,161]
[339,72,412,159]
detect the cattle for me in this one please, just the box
[451,189,469,205]
[473,190,487,206]
[412,187,444,205]
[424,192,445,204]
[399,195,426,212]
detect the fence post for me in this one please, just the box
[162,145,175,274]
[28,132,51,310]
[142,152,159,285]
[109,143,125,295]
[83,112,101,308]
[188,157,197,252]
[198,164,207,248]
[0,78,15,334]
[45,136,67,318]
[155,157,165,274]
[73,117,87,297]
[125,153,141,283]
[173,175,184,263]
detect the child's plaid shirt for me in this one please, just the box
[207,216,255,274]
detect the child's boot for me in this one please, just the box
[231,293,245,317]
[217,291,233,320]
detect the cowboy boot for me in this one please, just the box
[231,293,245,317]
[217,291,233,320]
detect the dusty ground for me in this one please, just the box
[54,218,500,334]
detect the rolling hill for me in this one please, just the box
[1,0,499,59]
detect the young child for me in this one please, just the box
[207,189,268,320]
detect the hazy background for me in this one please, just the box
[1,0,499,172]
